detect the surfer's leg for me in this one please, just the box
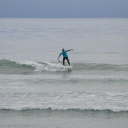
[66,57,70,65]
[63,57,65,65]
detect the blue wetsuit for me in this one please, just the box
[60,50,68,58]
[60,50,70,65]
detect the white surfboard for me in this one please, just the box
[46,62,72,70]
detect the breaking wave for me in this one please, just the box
[0,91,128,113]
[0,59,128,74]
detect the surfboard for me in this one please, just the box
[46,62,72,70]
[61,65,72,70]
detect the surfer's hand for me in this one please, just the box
[68,49,73,51]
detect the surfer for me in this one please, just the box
[57,49,73,65]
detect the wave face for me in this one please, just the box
[0,91,128,112]
[0,59,128,74]
[0,59,35,74]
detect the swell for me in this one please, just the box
[0,59,128,74]
[73,62,128,71]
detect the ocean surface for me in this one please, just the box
[0,18,128,128]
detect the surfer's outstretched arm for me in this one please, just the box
[57,54,61,60]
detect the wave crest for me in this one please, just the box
[1,107,128,113]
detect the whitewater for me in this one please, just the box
[0,18,128,128]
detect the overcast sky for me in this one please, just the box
[0,0,128,18]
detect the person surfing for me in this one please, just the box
[57,49,73,66]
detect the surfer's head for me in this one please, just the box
[62,49,64,52]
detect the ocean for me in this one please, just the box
[0,18,128,128]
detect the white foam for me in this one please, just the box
[0,91,128,112]
[18,61,72,72]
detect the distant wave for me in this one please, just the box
[0,59,128,74]
[1,108,128,113]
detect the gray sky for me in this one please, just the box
[0,0,128,18]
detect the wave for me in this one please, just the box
[0,91,128,112]
[0,59,73,74]
[1,108,128,113]
[73,62,128,71]
[0,59,35,74]
[0,59,128,74]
